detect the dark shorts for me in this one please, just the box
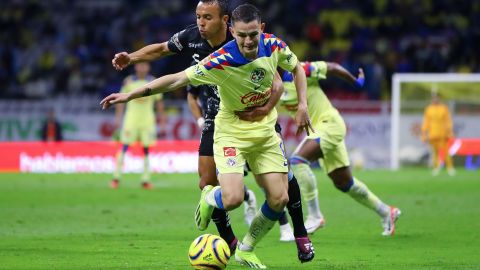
[199,129,214,156]
[274,122,282,134]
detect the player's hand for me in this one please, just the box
[295,104,314,136]
[100,93,130,110]
[235,106,269,122]
[356,68,365,87]
[112,52,131,71]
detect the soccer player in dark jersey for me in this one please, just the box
[111,0,313,262]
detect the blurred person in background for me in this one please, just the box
[110,62,166,190]
[422,94,455,176]
[40,108,63,142]
[238,60,401,236]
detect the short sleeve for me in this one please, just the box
[185,57,225,87]
[167,29,189,53]
[303,61,327,80]
[277,41,298,72]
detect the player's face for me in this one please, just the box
[230,20,265,59]
[196,2,228,40]
[134,63,150,77]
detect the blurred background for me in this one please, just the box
[1,0,479,171]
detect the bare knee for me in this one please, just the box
[267,191,289,212]
[222,192,244,210]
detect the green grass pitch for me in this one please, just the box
[1,169,479,269]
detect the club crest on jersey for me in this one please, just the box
[250,68,266,83]
[226,157,237,167]
[223,147,236,157]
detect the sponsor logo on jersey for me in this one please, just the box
[188,43,203,48]
[240,89,271,107]
[223,147,236,157]
[250,68,266,83]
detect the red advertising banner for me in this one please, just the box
[0,141,199,173]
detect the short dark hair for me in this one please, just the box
[231,3,261,24]
[199,0,229,17]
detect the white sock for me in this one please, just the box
[348,178,390,217]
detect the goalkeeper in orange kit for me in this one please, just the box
[421,94,455,176]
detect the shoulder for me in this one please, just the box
[123,75,134,85]
[175,24,201,40]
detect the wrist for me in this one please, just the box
[355,77,365,87]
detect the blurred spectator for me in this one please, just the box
[0,0,478,101]
[40,109,63,142]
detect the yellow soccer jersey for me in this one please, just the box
[422,103,453,140]
[185,33,298,139]
[280,61,338,126]
[121,75,162,129]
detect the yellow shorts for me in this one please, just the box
[214,132,289,175]
[120,126,156,147]
[308,112,350,173]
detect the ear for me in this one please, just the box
[260,22,265,32]
[222,15,229,24]
[229,26,235,36]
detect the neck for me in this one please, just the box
[243,49,258,60]
[207,24,228,47]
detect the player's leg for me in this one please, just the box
[290,138,325,233]
[430,139,441,176]
[236,172,288,269]
[327,164,401,236]
[112,127,134,188]
[111,144,129,188]
[278,211,294,242]
[442,139,455,176]
[197,172,245,231]
[197,130,238,252]
[139,127,156,189]
[140,146,153,189]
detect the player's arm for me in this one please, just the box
[112,42,174,70]
[421,107,430,142]
[326,62,365,88]
[187,92,205,129]
[234,72,284,122]
[101,71,190,109]
[292,62,314,135]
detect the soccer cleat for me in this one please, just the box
[195,185,214,231]
[279,223,295,242]
[382,206,401,236]
[110,179,119,189]
[141,182,153,190]
[295,237,315,263]
[432,167,440,176]
[235,246,267,269]
[304,216,326,234]
[244,189,257,226]
[447,168,456,176]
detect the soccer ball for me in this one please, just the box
[188,234,231,269]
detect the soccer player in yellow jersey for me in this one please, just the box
[110,63,166,189]
[101,4,313,268]
[240,60,402,237]
[422,94,455,176]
